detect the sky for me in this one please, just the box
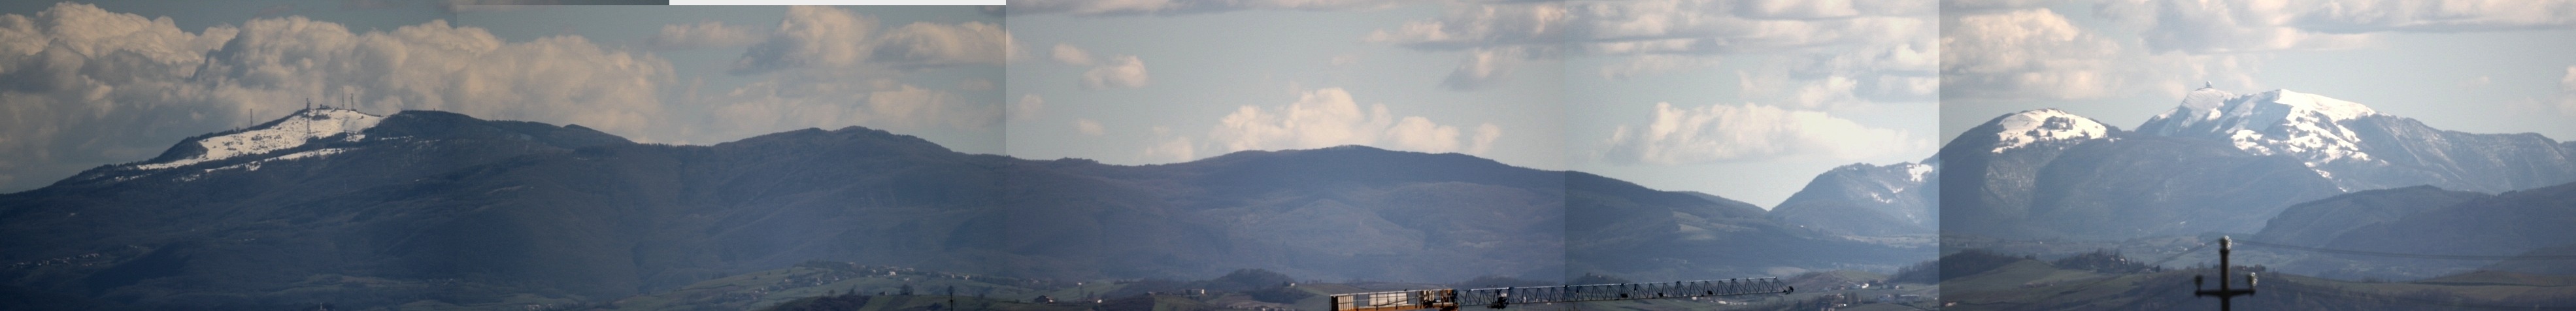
[1006,0,1939,208]
[1941,0,2576,144]
[0,1,1006,192]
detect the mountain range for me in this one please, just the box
[0,108,1926,309]
[1943,88,2576,240]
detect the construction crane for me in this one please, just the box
[1326,278,1792,311]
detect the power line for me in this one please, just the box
[2233,239,2576,260]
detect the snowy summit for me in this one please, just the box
[129,107,383,170]
[2138,88,2379,167]
[1989,108,2110,153]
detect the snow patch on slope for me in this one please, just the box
[178,148,350,182]
[1990,108,2109,153]
[131,108,380,170]
[1903,162,1934,182]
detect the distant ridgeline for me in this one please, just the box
[0,108,1926,310]
[1939,88,2576,283]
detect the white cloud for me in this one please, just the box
[0,3,695,191]
[1470,123,1501,155]
[1080,55,1150,90]
[701,76,999,138]
[870,20,1009,67]
[1005,0,1398,16]
[731,6,1006,74]
[1050,43,1093,65]
[2098,0,2373,54]
[2296,0,2576,32]
[1369,0,1935,91]
[0,3,238,190]
[0,3,1013,191]
[1599,55,1722,80]
[1943,7,2283,101]
[1174,88,1499,159]
[2555,66,2576,116]
[1012,94,1044,120]
[1363,2,1566,51]
[1604,102,1928,165]
[1142,137,1195,163]
[957,78,995,91]
[646,21,761,50]
[731,6,877,74]
[698,6,1005,138]
[1943,0,2062,11]
[1941,8,2130,100]
[1441,47,1524,91]
[1075,119,1106,135]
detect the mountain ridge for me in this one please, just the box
[0,108,1922,309]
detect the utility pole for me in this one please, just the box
[2194,237,2256,311]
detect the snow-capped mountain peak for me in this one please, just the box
[129,107,382,170]
[2139,88,2380,170]
[1990,108,2109,153]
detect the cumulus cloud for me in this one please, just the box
[957,78,995,91]
[1941,8,2131,100]
[193,17,675,138]
[730,6,1008,74]
[2295,0,2576,32]
[646,21,761,50]
[2553,66,2576,116]
[1734,42,1939,108]
[1142,136,1196,163]
[1599,55,1722,80]
[1943,7,2286,101]
[1942,0,2062,12]
[1075,119,1105,135]
[0,3,238,190]
[694,6,1005,139]
[0,3,685,191]
[871,20,1009,67]
[699,75,998,139]
[1080,55,1150,90]
[1050,42,1092,65]
[2097,0,2373,54]
[1005,0,1399,16]
[1187,88,1498,157]
[1012,94,1044,120]
[1603,103,1928,165]
[1441,48,1524,91]
[0,4,1008,191]
[2088,0,2576,54]
[1363,2,1566,51]
[1370,0,1934,90]
[1945,0,2576,101]
[731,6,878,74]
